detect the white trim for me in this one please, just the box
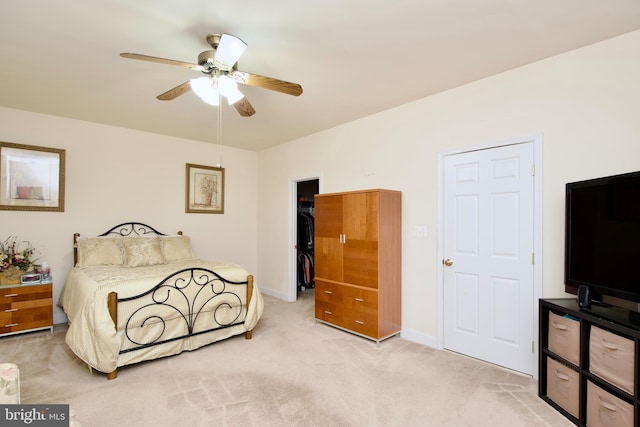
[436,133,543,379]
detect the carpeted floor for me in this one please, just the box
[1,289,573,427]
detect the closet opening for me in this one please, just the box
[296,179,318,298]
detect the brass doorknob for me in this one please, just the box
[443,259,453,267]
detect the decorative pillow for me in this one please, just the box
[76,237,124,267]
[161,235,196,262]
[122,237,165,267]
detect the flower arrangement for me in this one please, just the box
[0,236,39,273]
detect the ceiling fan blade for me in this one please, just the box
[120,53,203,71]
[233,97,256,117]
[230,71,303,96]
[213,34,247,71]
[157,81,192,100]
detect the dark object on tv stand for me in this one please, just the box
[577,285,591,308]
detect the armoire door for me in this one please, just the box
[342,191,379,289]
[314,194,344,282]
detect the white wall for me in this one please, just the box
[0,108,258,324]
[257,30,640,345]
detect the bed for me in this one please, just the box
[59,222,263,379]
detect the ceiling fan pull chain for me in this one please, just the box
[217,98,222,167]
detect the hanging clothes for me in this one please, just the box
[297,201,315,290]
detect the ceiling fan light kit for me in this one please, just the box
[189,74,244,106]
[120,32,303,116]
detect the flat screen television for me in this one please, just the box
[565,170,640,305]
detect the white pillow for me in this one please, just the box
[122,237,165,267]
[76,237,124,267]
[161,235,196,262]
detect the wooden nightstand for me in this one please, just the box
[0,282,53,337]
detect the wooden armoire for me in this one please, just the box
[314,189,401,342]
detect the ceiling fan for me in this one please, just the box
[120,33,303,117]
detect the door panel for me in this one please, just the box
[343,239,378,288]
[454,272,479,334]
[315,195,344,282]
[315,195,343,237]
[444,142,534,375]
[342,192,379,288]
[315,237,343,281]
[343,192,378,241]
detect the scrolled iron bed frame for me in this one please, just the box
[73,222,254,380]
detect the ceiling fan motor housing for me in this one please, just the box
[197,50,217,71]
[206,34,221,48]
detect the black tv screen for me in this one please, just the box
[565,171,640,303]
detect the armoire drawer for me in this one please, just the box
[341,308,378,338]
[315,300,345,326]
[315,300,379,338]
[315,280,378,312]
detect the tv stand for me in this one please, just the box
[540,298,639,426]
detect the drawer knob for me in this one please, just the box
[4,294,18,298]
[355,320,364,325]
[323,290,332,295]
[5,323,18,328]
[4,309,18,313]
[324,311,332,315]
[355,298,364,302]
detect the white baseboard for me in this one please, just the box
[400,327,440,349]
[259,287,289,301]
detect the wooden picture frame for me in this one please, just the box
[0,141,66,212]
[185,163,225,214]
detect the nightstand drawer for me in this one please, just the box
[1,283,52,336]
[1,284,52,305]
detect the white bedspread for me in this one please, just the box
[59,260,264,374]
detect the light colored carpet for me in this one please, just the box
[1,290,573,427]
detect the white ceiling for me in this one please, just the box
[2,1,640,151]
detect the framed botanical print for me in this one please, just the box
[185,163,225,214]
[0,141,66,212]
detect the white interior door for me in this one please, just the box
[443,142,535,375]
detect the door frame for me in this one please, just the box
[436,134,543,378]
[288,175,322,302]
